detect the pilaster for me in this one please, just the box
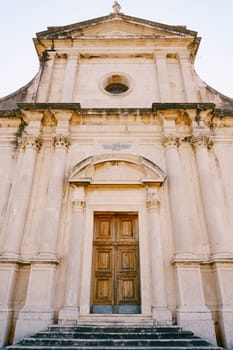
[163,135,193,256]
[1,135,42,258]
[0,114,42,346]
[61,54,79,102]
[0,119,20,248]
[36,51,56,102]
[214,261,233,349]
[191,134,233,348]
[174,260,216,345]
[13,262,57,344]
[38,133,70,259]
[146,187,172,325]
[178,53,197,102]
[163,133,215,344]
[59,186,86,324]
[191,134,232,256]
[0,263,18,347]
[155,53,171,102]
[14,113,71,342]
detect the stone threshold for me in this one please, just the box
[77,314,153,326]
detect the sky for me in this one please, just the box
[0,0,232,99]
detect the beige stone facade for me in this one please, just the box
[0,6,233,349]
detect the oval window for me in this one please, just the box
[104,74,130,95]
[105,82,128,94]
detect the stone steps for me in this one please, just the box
[6,325,223,350]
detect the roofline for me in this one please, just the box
[36,12,198,39]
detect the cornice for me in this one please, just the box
[17,103,81,111]
[0,109,21,117]
[1,104,232,122]
[152,103,216,112]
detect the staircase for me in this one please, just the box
[6,325,224,350]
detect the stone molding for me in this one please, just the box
[163,135,180,149]
[190,135,214,150]
[53,135,71,149]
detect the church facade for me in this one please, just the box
[0,4,233,349]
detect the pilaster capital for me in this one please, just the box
[72,199,86,212]
[47,51,57,60]
[66,53,79,61]
[178,53,190,62]
[163,135,180,149]
[190,135,214,151]
[154,52,167,61]
[21,135,42,151]
[71,186,86,212]
[146,188,160,211]
[53,135,71,149]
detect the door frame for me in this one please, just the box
[79,199,152,316]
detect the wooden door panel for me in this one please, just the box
[118,277,139,304]
[93,277,112,304]
[118,216,137,241]
[92,213,140,313]
[94,216,114,241]
[94,247,112,273]
[117,247,137,272]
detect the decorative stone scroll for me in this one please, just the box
[163,135,180,149]
[191,135,214,150]
[53,135,71,149]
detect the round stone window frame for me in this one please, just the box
[101,73,133,96]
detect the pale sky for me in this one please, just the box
[0,0,232,99]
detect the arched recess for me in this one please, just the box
[69,153,166,185]
[66,154,167,318]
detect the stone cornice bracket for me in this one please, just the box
[163,135,180,149]
[21,135,43,151]
[146,187,160,210]
[190,135,214,151]
[53,135,71,149]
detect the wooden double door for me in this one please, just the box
[91,213,141,314]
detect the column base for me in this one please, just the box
[152,307,172,325]
[0,308,13,347]
[176,308,216,345]
[58,307,79,325]
[218,310,233,349]
[14,308,54,344]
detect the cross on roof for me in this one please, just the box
[112,1,121,14]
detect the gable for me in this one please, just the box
[72,20,189,39]
[36,13,197,40]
